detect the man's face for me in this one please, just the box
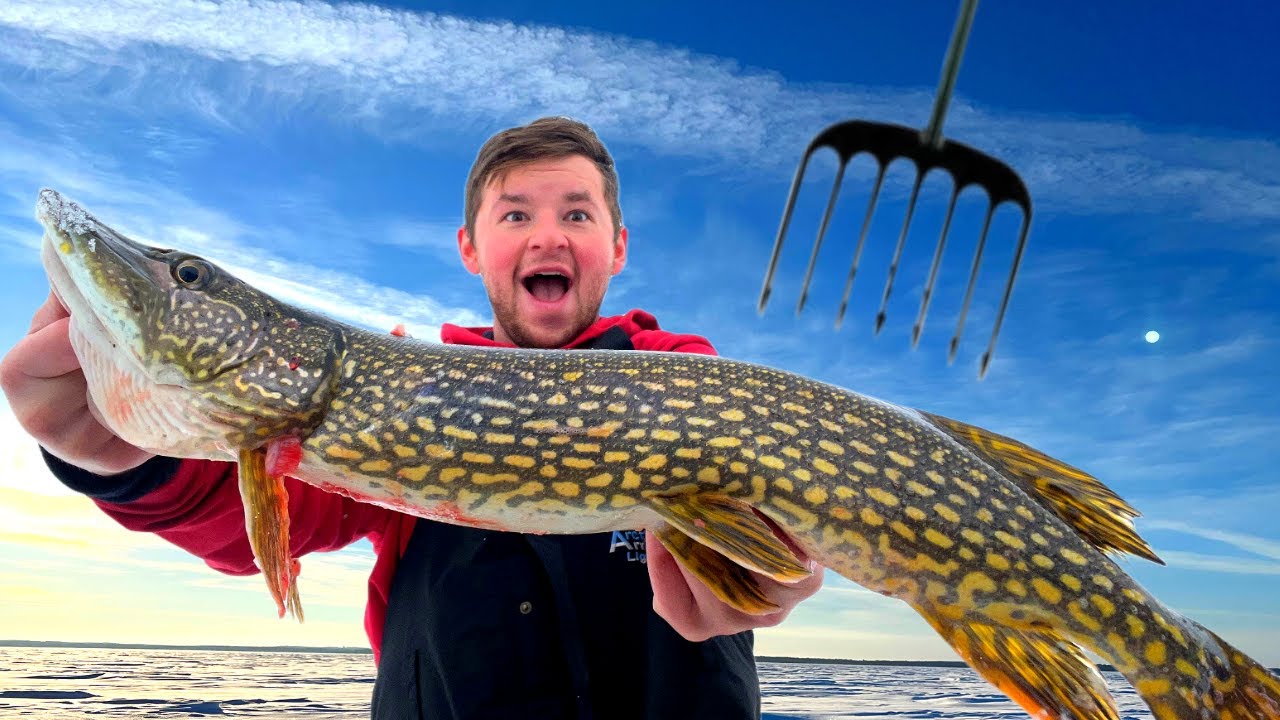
[458,154,628,348]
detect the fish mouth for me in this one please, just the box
[35,189,179,384]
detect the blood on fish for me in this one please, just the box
[288,356,301,370]
[310,480,506,531]
[389,324,408,337]
[266,437,303,477]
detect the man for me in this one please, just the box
[1,116,823,718]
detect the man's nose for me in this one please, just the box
[527,215,569,250]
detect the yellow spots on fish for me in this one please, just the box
[852,460,878,475]
[602,451,629,463]
[358,459,391,473]
[1061,548,1089,566]
[609,489,640,507]
[584,493,606,512]
[645,429,680,443]
[708,436,741,448]
[1091,595,1116,618]
[673,378,697,388]
[573,442,600,454]
[906,480,935,497]
[1175,658,1200,680]
[1126,615,1146,639]
[834,486,858,501]
[584,472,613,488]
[547,393,568,406]
[356,431,382,452]
[523,418,558,432]
[729,387,754,400]
[701,394,725,405]
[803,486,828,505]
[781,402,809,415]
[872,432,889,444]
[1029,532,1048,547]
[934,503,960,523]
[473,472,519,484]
[621,469,642,490]
[1122,588,1145,604]
[440,467,467,484]
[831,507,853,522]
[563,457,595,470]
[1093,575,1114,591]
[552,482,579,498]
[759,455,785,471]
[504,455,536,469]
[59,239,72,254]
[959,529,984,546]
[819,418,843,434]
[549,435,572,445]
[462,452,494,465]
[1015,505,1036,522]
[994,531,1026,551]
[1068,601,1102,632]
[425,444,454,460]
[924,529,954,549]
[539,465,558,479]
[866,487,898,507]
[890,520,921,538]
[485,432,516,445]
[770,421,798,436]
[985,553,1010,571]
[1153,614,1187,647]
[886,451,915,468]
[925,470,946,485]
[1136,678,1172,698]
[851,440,876,455]
[812,458,838,476]
[638,455,667,471]
[1060,574,1082,592]
[562,371,583,382]
[443,426,477,441]
[325,445,363,460]
[664,398,695,410]
[718,408,746,422]
[1005,579,1027,597]
[1031,578,1062,604]
[1031,553,1054,570]
[398,465,430,483]
[393,444,417,458]
[860,507,885,527]
[975,508,994,524]
[607,402,628,413]
[905,506,927,521]
[818,439,844,456]
[773,477,794,493]
[696,467,720,484]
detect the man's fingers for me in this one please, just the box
[29,290,70,334]
[8,316,81,380]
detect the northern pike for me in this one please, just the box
[34,188,1279,720]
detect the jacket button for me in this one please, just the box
[518,601,533,615]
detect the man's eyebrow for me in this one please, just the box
[564,191,595,204]
[496,193,528,204]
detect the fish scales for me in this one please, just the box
[34,188,1280,720]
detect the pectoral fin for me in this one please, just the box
[652,522,780,615]
[238,440,304,621]
[647,493,810,583]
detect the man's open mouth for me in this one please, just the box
[522,272,571,302]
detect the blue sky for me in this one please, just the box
[0,0,1276,666]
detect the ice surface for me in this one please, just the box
[0,647,1161,719]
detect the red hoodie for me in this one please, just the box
[78,309,715,661]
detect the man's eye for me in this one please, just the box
[566,210,589,222]
[502,211,528,222]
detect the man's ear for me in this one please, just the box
[611,227,628,275]
[457,226,481,274]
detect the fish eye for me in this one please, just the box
[173,258,212,287]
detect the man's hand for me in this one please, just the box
[646,524,824,642]
[0,291,154,476]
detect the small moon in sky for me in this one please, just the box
[1145,330,1160,344]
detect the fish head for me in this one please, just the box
[36,188,341,456]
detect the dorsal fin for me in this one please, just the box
[921,411,1162,564]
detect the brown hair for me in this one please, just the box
[463,116,622,241]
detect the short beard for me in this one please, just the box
[487,288,604,349]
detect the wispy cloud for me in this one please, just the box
[2,0,1279,223]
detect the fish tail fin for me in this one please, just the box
[237,447,304,622]
[916,605,1120,720]
[1117,615,1280,720]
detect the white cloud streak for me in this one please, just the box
[1,0,1279,223]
